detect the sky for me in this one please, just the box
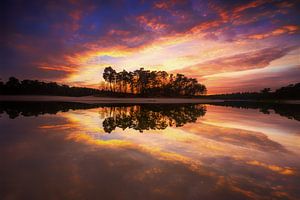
[1,0,300,94]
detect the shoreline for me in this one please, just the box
[0,95,299,104]
[0,95,223,104]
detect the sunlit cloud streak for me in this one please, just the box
[173,46,298,77]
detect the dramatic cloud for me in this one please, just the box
[1,0,299,93]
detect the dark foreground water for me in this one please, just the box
[0,101,300,200]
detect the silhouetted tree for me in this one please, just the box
[101,67,207,97]
[261,88,271,94]
[274,83,300,99]
[103,66,116,92]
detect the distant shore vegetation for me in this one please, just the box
[205,83,300,100]
[0,77,101,97]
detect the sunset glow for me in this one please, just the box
[2,0,300,93]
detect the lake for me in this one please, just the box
[1,101,300,200]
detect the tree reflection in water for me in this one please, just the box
[102,104,206,133]
[0,102,206,133]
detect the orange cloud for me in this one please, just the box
[247,25,299,40]
[136,15,168,32]
[233,0,269,14]
[153,0,186,10]
[209,0,270,26]
[153,1,169,9]
[247,160,295,175]
[69,10,82,20]
[39,63,79,73]
[108,29,131,36]
[208,2,229,23]
[189,20,221,34]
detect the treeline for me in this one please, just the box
[206,83,300,100]
[1,75,299,99]
[0,77,102,96]
[102,67,207,97]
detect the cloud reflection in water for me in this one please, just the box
[1,102,300,199]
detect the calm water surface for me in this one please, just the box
[1,102,300,200]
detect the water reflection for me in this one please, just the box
[102,104,206,133]
[209,101,300,121]
[0,101,100,119]
[1,101,300,199]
